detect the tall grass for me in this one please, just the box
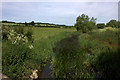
[2,26,76,79]
[31,27,76,69]
[78,27,120,79]
[51,27,120,79]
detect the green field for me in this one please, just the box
[2,24,120,79]
[33,27,76,41]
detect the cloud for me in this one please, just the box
[2,0,120,2]
[2,2,118,25]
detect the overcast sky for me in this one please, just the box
[2,2,118,25]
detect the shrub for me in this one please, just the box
[106,20,118,28]
[2,40,32,79]
[94,49,120,79]
[2,26,34,79]
[97,23,105,29]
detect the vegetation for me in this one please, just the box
[1,20,73,28]
[118,21,120,28]
[74,14,97,33]
[30,21,35,26]
[2,25,76,79]
[106,20,118,28]
[97,23,105,29]
[51,27,120,79]
[2,27,33,79]
[2,14,120,79]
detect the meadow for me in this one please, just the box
[2,23,120,79]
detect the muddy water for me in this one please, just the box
[40,63,52,78]
[37,53,56,79]
[37,63,52,79]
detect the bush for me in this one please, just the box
[2,40,33,79]
[2,26,33,42]
[92,49,120,79]
[97,23,105,29]
[2,26,34,79]
[2,27,10,40]
[106,20,118,28]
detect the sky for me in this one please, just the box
[2,2,118,26]
[1,0,120,2]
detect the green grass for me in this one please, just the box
[78,27,120,79]
[51,27,120,79]
[2,26,76,79]
[32,27,76,68]
[3,26,120,79]
[32,27,76,41]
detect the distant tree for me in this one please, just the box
[97,23,105,29]
[25,22,28,26]
[30,21,35,26]
[2,20,15,23]
[118,21,120,28]
[106,20,118,28]
[74,14,97,33]
[2,20,8,23]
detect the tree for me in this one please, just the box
[25,22,28,26]
[118,21,120,28]
[30,21,35,26]
[106,20,118,28]
[97,23,105,29]
[74,14,97,33]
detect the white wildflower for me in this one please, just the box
[21,34,24,38]
[7,29,30,45]
[29,45,34,49]
[30,69,38,79]
[7,35,11,40]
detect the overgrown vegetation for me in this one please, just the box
[2,26,34,79]
[51,27,120,79]
[2,14,120,79]
[106,20,118,28]
[2,25,76,79]
[97,23,105,29]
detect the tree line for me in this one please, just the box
[2,20,73,28]
[74,14,119,33]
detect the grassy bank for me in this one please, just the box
[51,27,120,79]
[2,26,76,79]
[2,26,120,79]
[31,27,76,71]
